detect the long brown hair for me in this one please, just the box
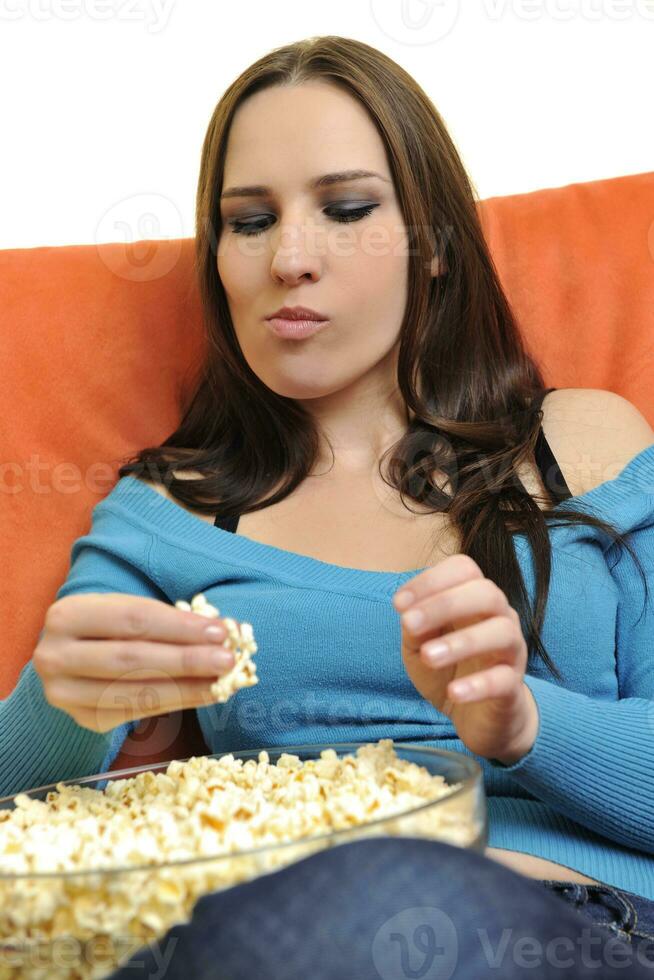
[118,35,648,681]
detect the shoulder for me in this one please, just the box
[541,388,654,496]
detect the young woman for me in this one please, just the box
[7,35,654,977]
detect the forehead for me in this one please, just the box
[222,82,389,186]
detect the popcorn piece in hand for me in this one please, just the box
[175,593,259,703]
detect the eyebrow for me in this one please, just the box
[220,169,390,200]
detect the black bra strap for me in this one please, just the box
[214,513,240,532]
[532,387,573,502]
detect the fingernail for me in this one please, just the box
[423,641,449,665]
[211,650,234,670]
[205,625,226,642]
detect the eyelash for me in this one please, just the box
[226,203,380,237]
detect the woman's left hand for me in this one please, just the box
[394,554,539,764]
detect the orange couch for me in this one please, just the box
[2,169,653,773]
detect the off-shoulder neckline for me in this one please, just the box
[107,443,654,594]
[548,442,654,508]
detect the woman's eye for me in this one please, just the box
[227,203,380,238]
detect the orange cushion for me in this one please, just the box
[2,170,653,769]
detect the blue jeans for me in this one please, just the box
[109,837,654,978]
[540,878,654,948]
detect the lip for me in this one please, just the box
[266,305,328,321]
[266,317,330,340]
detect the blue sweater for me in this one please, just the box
[2,448,654,898]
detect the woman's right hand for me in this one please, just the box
[34,594,237,733]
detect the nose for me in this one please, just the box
[269,217,323,285]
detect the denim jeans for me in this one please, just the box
[540,878,654,950]
[109,836,654,979]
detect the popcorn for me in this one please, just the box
[0,740,480,979]
[174,593,259,702]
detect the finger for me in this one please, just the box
[400,578,508,645]
[45,674,223,717]
[39,639,235,680]
[47,594,227,646]
[447,663,522,703]
[392,555,483,612]
[419,614,520,669]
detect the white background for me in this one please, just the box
[1,0,652,248]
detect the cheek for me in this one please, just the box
[337,229,408,335]
[217,236,268,304]
[354,207,406,270]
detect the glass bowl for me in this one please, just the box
[0,740,486,979]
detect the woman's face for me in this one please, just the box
[216,81,411,405]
